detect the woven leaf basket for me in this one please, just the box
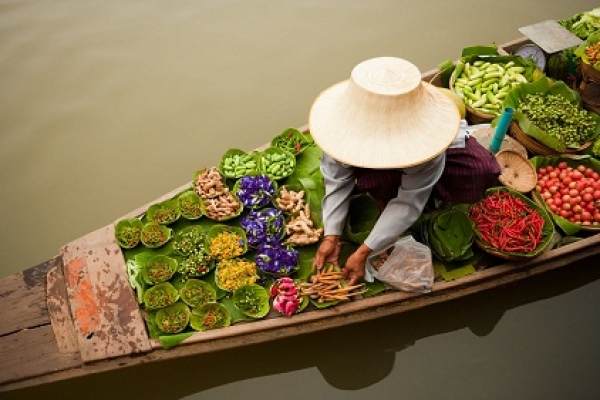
[495,150,537,193]
[580,60,600,85]
[508,121,591,156]
[578,77,600,115]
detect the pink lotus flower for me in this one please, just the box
[271,277,300,317]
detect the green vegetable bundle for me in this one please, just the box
[419,207,474,263]
[451,54,538,117]
[501,76,600,152]
[558,8,600,40]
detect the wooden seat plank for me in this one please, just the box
[0,258,56,336]
[60,225,151,362]
[0,325,82,386]
[46,261,79,354]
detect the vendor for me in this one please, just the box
[310,57,462,285]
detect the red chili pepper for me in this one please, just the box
[469,191,546,254]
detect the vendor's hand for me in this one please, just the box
[342,244,372,286]
[313,235,341,269]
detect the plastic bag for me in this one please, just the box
[365,235,434,293]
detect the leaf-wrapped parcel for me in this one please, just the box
[422,208,474,263]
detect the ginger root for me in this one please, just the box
[195,167,227,199]
[275,186,306,213]
[284,203,322,245]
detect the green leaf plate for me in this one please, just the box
[270,127,314,156]
[260,147,296,181]
[141,254,178,285]
[232,283,270,318]
[114,218,143,249]
[179,279,217,308]
[146,198,181,225]
[140,222,173,249]
[206,224,248,259]
[155,302,191,334]
[219,149,261,180]
[190,303,231,331]
[178,190,205,220]
[143,282,180,310]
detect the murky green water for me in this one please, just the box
[1,1,599,399]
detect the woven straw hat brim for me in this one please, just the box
[309,77,461,169]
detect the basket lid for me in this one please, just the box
[495,150,537,193]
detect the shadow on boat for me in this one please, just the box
[5,255,600,399]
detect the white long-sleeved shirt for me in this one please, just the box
[320,152,446,253]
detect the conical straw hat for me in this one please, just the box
[309,57,461,169]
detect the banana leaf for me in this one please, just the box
[574,32,600,63]
[282,144,324,215]
[500,76,600,151]
[461,45,500,58]
[433,259,476,281]
[426,208,474,263]
[420,207,473,263]
[220,296,250,323]
[126,258,146,304]
[436,59,454,88]
[342,193,380,244]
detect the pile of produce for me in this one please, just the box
[300,264,366,306]
[518,93,597,148]
[419,207,474,264]
[469,188,554,258]
[451,52,538,117]
[559,8,600,40]
[536,162,600,224]
[117,129,362,348]
[532,158,600,231]
[503,76,600,152]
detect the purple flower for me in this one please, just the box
[236,175,275,209]
[240,208,285,248]
[255,241,299,276]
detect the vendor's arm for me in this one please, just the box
[321,153,355,236]
[313,153,355,268]
[365,153,446,252]
[343,154,445,284]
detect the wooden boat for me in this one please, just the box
[2,36,599,393]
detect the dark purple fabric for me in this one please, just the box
[433,136,501,203]
[354,168,404,208]
[353,137,500,206]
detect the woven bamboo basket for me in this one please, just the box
[580,60,600,85]
[495,150,537,193]
[578,77,600,115]
[473,238,525,261]
[508,121,591,156]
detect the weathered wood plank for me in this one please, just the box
[0,257,57,336]
[46,262,79,354]
[0,325,82,387]
[60,225,152,362]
